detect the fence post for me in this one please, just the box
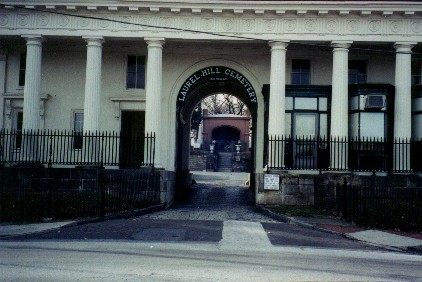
[152,132,156,168]
[100,132,105,167]
[48,134,53,168]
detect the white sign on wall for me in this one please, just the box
[264,174,279,190]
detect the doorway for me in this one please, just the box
[212,126,241,151]
[120,111,145,168]
[293,113,318,168]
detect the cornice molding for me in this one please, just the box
[1,1,422,14]
[0,5,422,41]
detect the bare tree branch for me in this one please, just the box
[202,94,247,115]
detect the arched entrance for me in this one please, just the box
[175,66,259,199]
[212,126,241,151]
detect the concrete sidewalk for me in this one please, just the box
[260,207,422,253]
[0,221,75,238]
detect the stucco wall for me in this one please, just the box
[3,40,400,133]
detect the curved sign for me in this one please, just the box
[177,66,257,104]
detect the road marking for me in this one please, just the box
[219,220,272,250]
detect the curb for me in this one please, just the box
[66,203,167,227]
[256,205,341,235]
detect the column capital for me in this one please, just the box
[268,41,289,50]
[331,41,352,50]
[145,38,165,48]
[394,42,416,52]
[21,35,44,45]
[83,36,104,47]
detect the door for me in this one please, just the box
[120,111,145,168]
[293,113,318,168]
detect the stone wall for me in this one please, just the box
[159,170,176,207]
[232,152,252,172]
[257,171,422,206]
[189,150,217,171]
[189,151,209,171]
[257,173,316,205]
[189,150,251,172]
[0,166,175,205]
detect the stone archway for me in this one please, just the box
[174,66,260,200]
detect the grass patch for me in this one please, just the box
[268,205,330,218]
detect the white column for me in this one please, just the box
[330,41,351,169]
[394,42,415,171]
[145,38,165,167]
[268,41,288,168]
[83,37,104,133]
[22,35,43,131]
[394,43,414,140]
[268,41,288,138]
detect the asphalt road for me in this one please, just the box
[0,241,421,281]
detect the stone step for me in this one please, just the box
[217,152,233,172]
[217,168,233,172]
[218,166,232,170]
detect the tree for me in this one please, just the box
[191,104,202,131]
[201,94,246,115]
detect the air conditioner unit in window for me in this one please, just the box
[365,95,385,109]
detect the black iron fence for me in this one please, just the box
[0,129,155,168]
[268,136,422,173]
[315,181,422,231]
[0,167,162,222]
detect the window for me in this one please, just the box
[348,60,367,84]
[126,55,145,89]
[15,111,23,149]
[19,53,26,87]
[285,96,330,138]
[291,60,310,85]
[73,112,84,149]
[411,60,421,85]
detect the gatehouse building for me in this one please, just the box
[0,0,422,205]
